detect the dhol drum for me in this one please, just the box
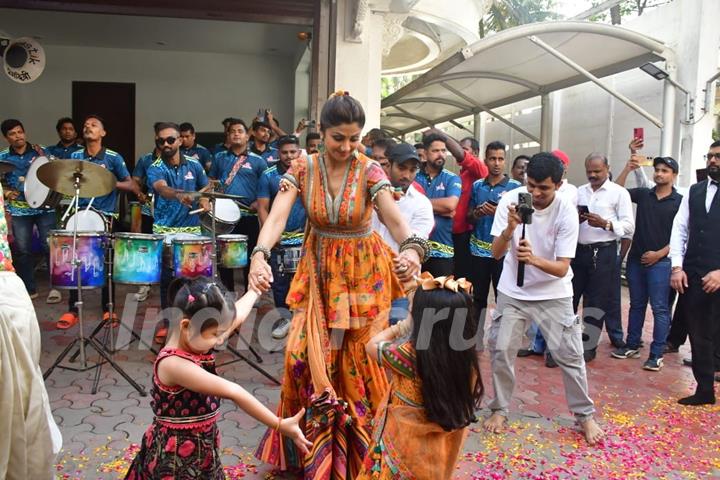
[65,207,109,232]
[200,198,240,234]
[217,234,248,269]
[172,236,213,279]
[281,245,303,273]
[49,230,107,289]
[24,155,63,209]
[113,233,164,284]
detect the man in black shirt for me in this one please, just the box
[613,156,682,371]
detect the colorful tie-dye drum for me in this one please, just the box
[172,236,213,279]
[217,234,248,269]
[49,230,107,289]
[113,233,164,284]
[281,245,302,273]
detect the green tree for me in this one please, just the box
[479,0,560,38]
[589,0,670,24]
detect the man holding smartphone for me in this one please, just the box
[485,152,604,445]
[467,142,521,346]
[573,153,635,362]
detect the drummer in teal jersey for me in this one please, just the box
[257,135,307,340]
[0,118,56,302]
[146,123,210,311]
[58,114,146,330]
[210,118,268,295]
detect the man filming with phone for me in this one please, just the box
[484,152,604,445]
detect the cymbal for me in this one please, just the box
[179,190,246,201]
[0,161,14,175]
[37,160,117,198]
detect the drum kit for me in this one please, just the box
[29,156,280,391]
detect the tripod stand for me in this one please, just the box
[40,164,147,396]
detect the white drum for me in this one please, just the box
[200,198,241,234]
[25,155,63,209]
[65,208,108,232]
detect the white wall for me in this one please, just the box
[0,44,297,159]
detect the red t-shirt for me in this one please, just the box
[453,150,488,234]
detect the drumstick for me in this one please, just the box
[86,197,95,212]
[61,196,77,222]
[189,207,205,215]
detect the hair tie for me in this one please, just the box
[187,294,195,303]
[330,89,350,98]
[416,271,473,294]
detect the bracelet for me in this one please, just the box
[274,416,282,432]
[501,229,513,241]
[399,235,430,263]
[377,340,389,363]
[671,266,682,273]
[251,245,271,261]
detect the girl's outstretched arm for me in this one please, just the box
[219,290,260,343]
[159,356,312,454]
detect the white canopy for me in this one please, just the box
[381,21,671,137]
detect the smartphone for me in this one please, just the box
[487,199,498,206]
[578,205,589,215]
[633,127,644,143]
[257,108,265,122]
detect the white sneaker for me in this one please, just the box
[271,318,291,339]
[46,288,62,304]
[134,285,151,302]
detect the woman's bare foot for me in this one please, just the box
[579,417,605,445]
[483,412,507,434]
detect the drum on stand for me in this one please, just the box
[24,155,63,209]
[200,198,240,234]
[65,208,109,232]
[49,230,107,289]
[113,233,164,284]
[217,234,248,269]
[172,236,213,279]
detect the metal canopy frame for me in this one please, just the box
[380,21,676,152]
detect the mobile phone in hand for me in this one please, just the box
[633,127,644,143]
[578,205,589,215]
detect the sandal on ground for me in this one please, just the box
[56,312,78,330]
[103,312,120,328]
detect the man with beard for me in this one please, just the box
[257,135,308,339]
[147,123,210,311]
[511,155,530,185]
[59,115,145,329]
[211,118,267,294]
[485,152,604,445]
[371,143,434,324]
[249,118,279,166]
[613,156,681,371]
[179,122,213,173]
[415,133,462,276]
[571,153,634,363]
[670,140,720,405]
[467,141,521,346]
[46,117,82,159]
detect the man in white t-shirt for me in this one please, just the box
[484,152,604,445]
[372,143,434,324]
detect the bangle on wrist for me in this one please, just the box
[501,229,513,241]
[399,235,429,263]
[251,245,271,261]
[274,416,282,432]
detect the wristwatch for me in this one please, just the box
[604,221,612,231]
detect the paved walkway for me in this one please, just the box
[33,279,719,479]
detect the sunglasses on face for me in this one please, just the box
[156,136,177,147]
[705,153,720,160]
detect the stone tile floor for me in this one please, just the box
[32,279,719,479]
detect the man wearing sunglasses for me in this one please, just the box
[670,141,720,406]
[58,115,145,330]
[147,122,210,313]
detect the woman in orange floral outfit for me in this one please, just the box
[251,93,427,479]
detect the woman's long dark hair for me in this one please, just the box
[320,93,365,131]
[410,288,483,431]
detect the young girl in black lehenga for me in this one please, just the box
[125,277,311,479]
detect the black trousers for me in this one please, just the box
[572,242,624,350]
[667,290,688,347]
[684,274,720,395]
[452,231,473,279]
[219,215,259,294]
[422,257,454,277]
[469,255,503,343]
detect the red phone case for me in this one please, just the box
[633,128,644,142]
